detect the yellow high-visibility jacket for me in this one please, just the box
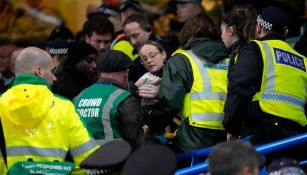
[252,40,307,126]
[174,49,229,130]
[0,73,99,174]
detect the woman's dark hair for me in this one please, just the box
[222,5,258,42]
[178,13,220,46]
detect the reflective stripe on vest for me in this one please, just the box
[252,40,307,126]
[102,89,126,142]
[70,139,97,158]
[261,92,304,109]
[175,49,228,130]
[191,113,224,122]
[190,92,227,101]
[6,146,67,159]
[187,50,228,123]
[254,41,305,109]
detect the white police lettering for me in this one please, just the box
[78,98,102,107]
[77,108,100,118]
[274,48,306,72]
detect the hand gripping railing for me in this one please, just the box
[175,132,307,175]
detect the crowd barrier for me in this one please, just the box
[175,132,307,175]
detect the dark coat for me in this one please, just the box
[53,61,96,100]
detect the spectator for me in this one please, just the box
[0,44,17,92]
[0,0,16,42]
[5,47,23,88]
[135,41,165,114]
[11,0,62,43]
[0,47,98,174]
[8,47,23,77]
[54,41,98,100]
[268,158,306,175]
[148,14,229,152]
[168,0,205,24]
[83,14,114,54]
[73,50,145,149]
[209,142,262,175]
[120,0,143,24]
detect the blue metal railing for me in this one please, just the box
[177,136,252,164]
[175,132,307,175]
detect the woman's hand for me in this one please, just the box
[138,84,159,99]
[135,73,161,87]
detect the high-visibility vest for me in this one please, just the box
[173,49,229,130]
[74,83,131,145]
[252,40,307,126]
[111,34,138,61]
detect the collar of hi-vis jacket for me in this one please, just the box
[10,73,51,89]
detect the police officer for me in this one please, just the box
[73,50,145,149]
[223,6,307,144]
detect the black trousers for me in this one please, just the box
[246,106,307,165]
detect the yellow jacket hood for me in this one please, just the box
[0,84,54,129]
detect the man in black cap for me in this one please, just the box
[223,6,307,148]
[73,50,145,149]
[168,0,204,23]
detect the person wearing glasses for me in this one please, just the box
[135,41,166,114]
[54,41,98,100]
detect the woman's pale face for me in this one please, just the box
[139,44,166,73]
[221,22,234,48]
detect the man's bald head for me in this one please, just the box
[15,47,57,86]
[15,47,52,75]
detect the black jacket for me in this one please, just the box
[53,60,96,100]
